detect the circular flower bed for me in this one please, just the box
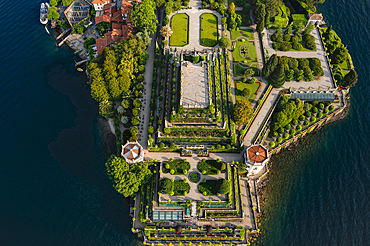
[189,172,201,183]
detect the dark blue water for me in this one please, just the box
[255,0,370,245]
[0,1,141,245]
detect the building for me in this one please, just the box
[92,0,110,12]
[244,144,269,178]
[64,0,90,27]
[121,141,144,163]
[307,13,323,26]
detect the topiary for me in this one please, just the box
[317,112,323,118]
[273,132,278,137]
[312,107,318,113]
[217,179,230,194]
[310,117,316,122]
[269,142,276,147]
[283,133,289,139]
[277,137,283,143]
[299,115,305,121]
[306,111,312,117]
[138,65,146,74]
[296,125,302,131]
[304,120,309,126]
[329,105,335,111]
[285,124,291,130]
[278,127,284,134]
[290,129,296,135]
[319,103,325,109]
[324,108,329,114]
[292,119,298,125]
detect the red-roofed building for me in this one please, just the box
[96,25,134,55]
[92,0,110,11]
[307,13,323,27]
[95,12,111,24]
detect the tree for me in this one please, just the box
[160,26,173,39]
[130,0,158,34]
[243,88,251,98]
[331,46,348,64]
[269,64,285,88]
[160,178,174,194]
[121,116,129,124]
[121,99,130,108]
[217,179,229,194]
[105,155,152,197]
[130,126,139,136]
[341,69,358,87]
[156,0,166,7]
[228,2,235,14]
[219,36,231,48]
[165,0,173,16]
[285,69,294,82]
[262,54,278,79]
[233,99,253,125]
[89,63,109,102]
[99,100,113,114]
[48,9,60,20]
[50,0,58,6]
[133,98,141,108]
[244,68,255,77]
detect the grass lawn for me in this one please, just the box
[163,159,190,175]
[292,14,308,26]
[170,13,189,47]
[232,38,257,65]
[200,13,219,47]
[173,180,191,196]
[339,57,350,70]
[269,5,289,28]
[231,29,254,41]
[235,80,260,103]
[233,63,259,77]
[198,180,219,196]
[197,160,226,175]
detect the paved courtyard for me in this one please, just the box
[180,61,210,108]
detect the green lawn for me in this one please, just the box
[339,57,350,70]
[170,13,189,47]
[231,29,254,41]
[235,80,260,103]
[232,38,257,65]
[292,14,308,26]
[269,5,289,28]
[200,13,219,47]
[233,63,259,77]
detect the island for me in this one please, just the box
[48,0,357,244]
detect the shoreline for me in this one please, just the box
[248,93,351,243]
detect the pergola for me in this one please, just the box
[121,141,144,164]
[64,0,90,27]
[246,144,269,165]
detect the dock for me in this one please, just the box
[56,28,71,40]
[75,59,88,67]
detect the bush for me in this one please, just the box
[243,88,251,98]
[278,127,284,134]
[293,42,303,51]
[132,108,141,116]
[269,142,276,147]
[317,112,323,118]
[159,142,165,148]
[184,0,189,6]
[160,178,173,194]
[189,172,201,183]
[299,115,305,121]
[133,99,141,108]
[324,108,329,114]
[83,37,96,49]
[292,119,298,125]
[217,179,230,194]
[329,105,335,111]
[277,137,283,143]
[164,16,170,25]
[312,107,318,113]
[306,111,311,117]
[284,124,291,130]
[290,129,296,135]
[138,65,146,74]
[283,34,291,42]
[283,133,289,139]
[303,120,309,126]
[137,74,144,82]
[310,117,316,122]
[296,125,302,131]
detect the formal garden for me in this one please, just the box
[200,13,219,47]
[162,158,191,175]
[235,78,261,103]
[271,23,316,51]
[198,159,226,175]
[170,13,189,47]
[264,95,338,149]
[159,178,191,196]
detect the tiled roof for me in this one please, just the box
[308,13,323,21]
[92,0,106,3]
[247,145,268,163]
[95,13,111,24]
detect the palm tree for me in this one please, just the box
[160,26,173,39]
[99,100,113,114]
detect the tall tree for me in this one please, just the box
[262,54,278,79]
[89,63,109,102]
[233,99,253,125]
[341,69,358,87]
[228,2,235,14]
[269,64,285,88]
[130,0,158,34]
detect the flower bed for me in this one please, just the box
[173,180,190,196]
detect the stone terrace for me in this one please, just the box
[180,61,210,108]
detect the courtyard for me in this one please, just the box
[180,61,210,108]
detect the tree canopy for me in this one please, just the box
[130,0,158,34]
[219,36,231,48]
[270,96,304,131]
[341,69,358,87]
[233,99,253,125]
[105,155,152,197]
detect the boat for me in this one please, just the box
[74,49,82,55]
[77,68,83,72]
[40,3,49,25]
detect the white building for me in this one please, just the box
[307,13,324,27]
[92,0,110,11]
